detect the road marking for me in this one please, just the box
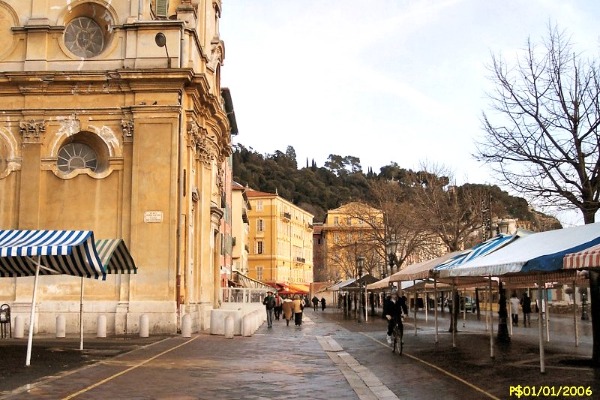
[317,335,399,400]
[360,332,501,400]
[61,336,201,400]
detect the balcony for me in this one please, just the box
[281,212,291,220]
[295,257,306,263]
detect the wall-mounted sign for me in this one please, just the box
[144,211,163,223]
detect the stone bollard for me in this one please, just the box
[139,314,149,338]
[181,314,192,338]
[97,315,107,338]
[241,312,253,337]
[56,315,66,338]
[224,315,234,339]
[14,315,24,338]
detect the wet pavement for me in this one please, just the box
[0,307,598,399]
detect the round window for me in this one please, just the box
[64,17,104,58]
[57,142,98,173]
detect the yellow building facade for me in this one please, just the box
[320,202,385,281]
[245,189,314,288]
[0,0,233,334]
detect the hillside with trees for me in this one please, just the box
[232,143,561,234]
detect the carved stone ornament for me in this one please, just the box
[121,119,134,142]
[216,163,224,193]
[19,119,46,143]
[188,120,214,165]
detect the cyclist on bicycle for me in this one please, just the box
[383,288,408,345]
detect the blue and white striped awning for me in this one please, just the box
[438,223,600,278]
[435,233,519,275]
[95,239,137,274]
[0,230,106,279]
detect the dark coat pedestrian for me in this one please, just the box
[320,297,326,311]
[312,296,319,311]
[521,293,532,327]
[263,291,276,328]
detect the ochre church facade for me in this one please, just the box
[0,0,234,335]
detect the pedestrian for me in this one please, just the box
[274,293,283,320]
[262,290,276,328]
[383,289,408,344]
[521,292,531,327]
[312,295,319,311]
[509,292,520,326]
[292,294,304,326]
[320,297,326,311]
[282,296,294,326]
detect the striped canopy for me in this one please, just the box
[563,242,600,270]
[0,230,106,279]
[389,250,464,282]
[435,233,519,274]
[439,223,600,277]
[95,239,137,274]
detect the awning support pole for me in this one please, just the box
[573,280,579,347]
[538,275,546,373]
[413,280,417,336]
[26,257,41,367]
[451,281,456,348]
[545,287,550,342]
[434,278,438,344]
[80,277,84,351]
[489,275,494,359]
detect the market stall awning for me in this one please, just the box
[366,275,390,290]
[325,278,356,291]
[96,239,137,274]
[563,242,600,270]
[389,250,463,282]
[435,233,519,274]
[439,223,600,278]
[0,230,105,279]
[277,282,310,294]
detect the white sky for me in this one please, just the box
[219,0,600,226]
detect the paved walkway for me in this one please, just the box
[0,307,598,399]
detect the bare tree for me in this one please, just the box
[477,25,600,223]
[409,164,486,252]
[477,25,600,365]
[367,180,439,275]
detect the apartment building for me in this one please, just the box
[245,189,314,289]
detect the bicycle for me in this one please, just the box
[392,316,404,355]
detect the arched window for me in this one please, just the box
[56,132,109,174]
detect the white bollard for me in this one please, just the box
[241,313,253,337]
[224,315,234,339]
[139,314,149,338]
[56,315,66,338]
[181,314,192,338]
[97,315,107,338]
[14,315,24,338]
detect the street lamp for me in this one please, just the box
[357,256,365,323]
[386,239,399,276]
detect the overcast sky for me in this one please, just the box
[219,0,600,226]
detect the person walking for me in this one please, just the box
[311,296,319,311]
[320,297,326,311]
[274,293,283,320]
[282,296,294,326]
[521,292,532,327]
[509,292,520,327]
[292,295,305,326]
[262,291,276,328]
